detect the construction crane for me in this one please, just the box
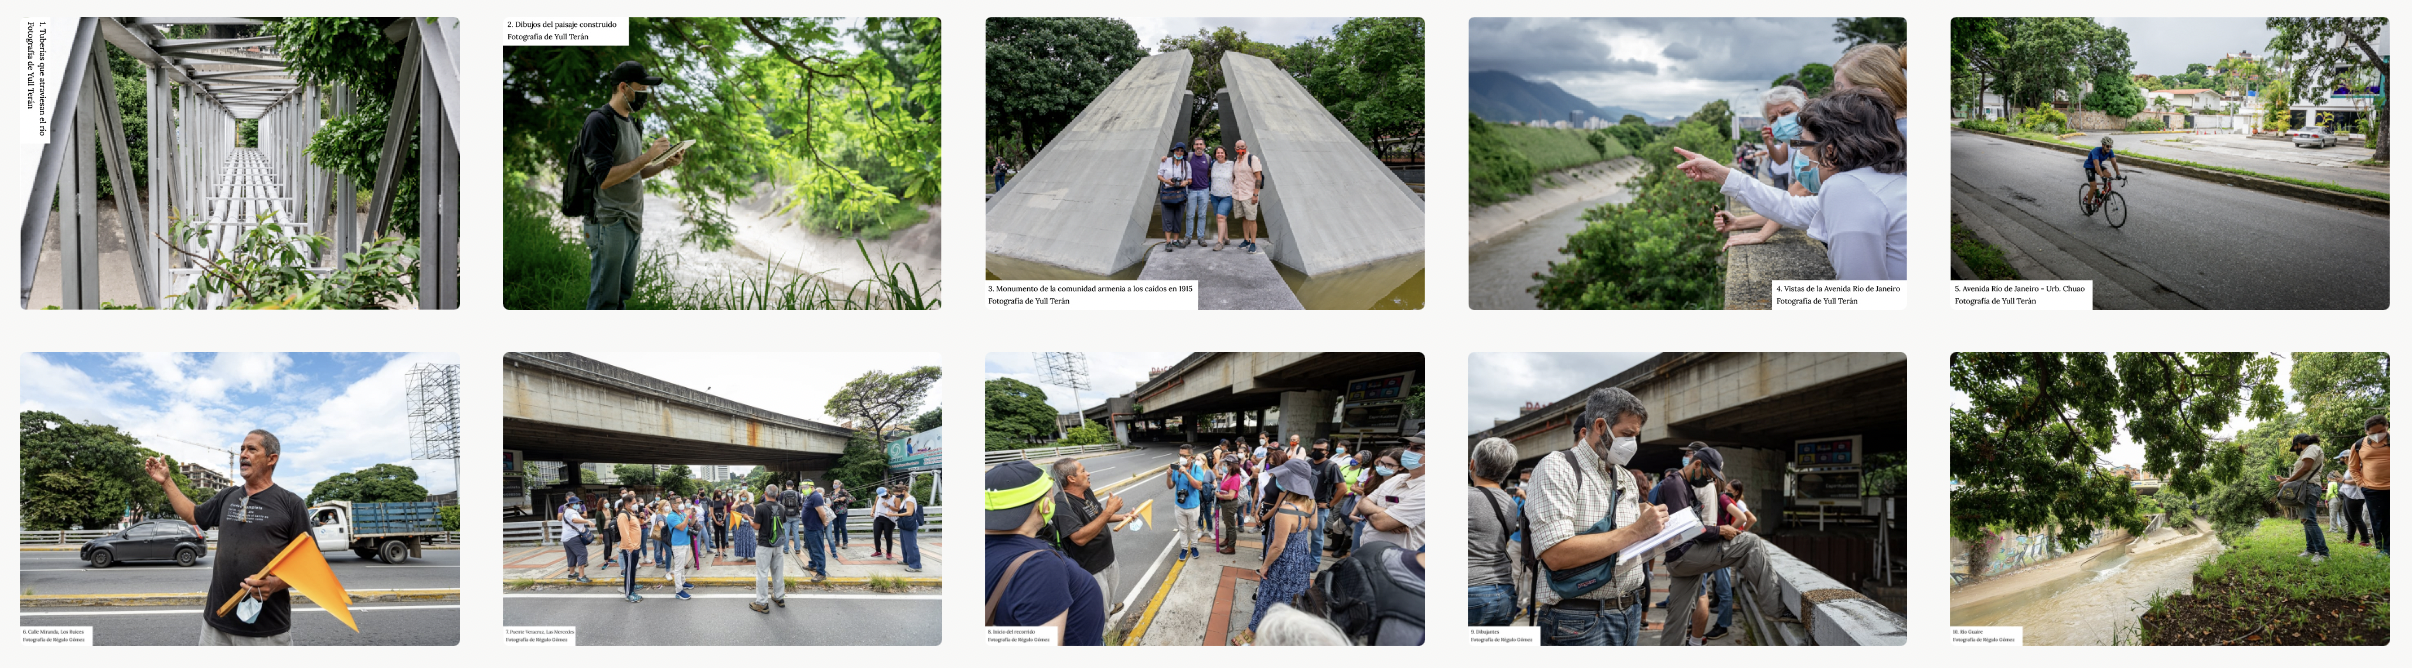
[146,434,239,487]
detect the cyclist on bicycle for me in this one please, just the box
[2084,136,2123,207]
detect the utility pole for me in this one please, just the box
[1034,352,1093,440]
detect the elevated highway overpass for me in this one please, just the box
[502,352,856,480]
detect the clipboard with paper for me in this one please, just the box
[1612,506,1707,578]
[646,140,697,170]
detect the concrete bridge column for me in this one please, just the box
[1112,418,1130,445]
[1279,390,1338,441]
[563,461,586,486]
[1184,417,1199,444]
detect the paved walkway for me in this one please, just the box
[1130,514,1339,646]
[505,533,942,586]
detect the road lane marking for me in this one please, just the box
[21,605,459,616]
[1122,555,1185,645]
[1108,530,1181,631]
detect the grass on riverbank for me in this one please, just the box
[1471,116,1629,205]
[1951,219,2019,279]
[2135,518,2389,645]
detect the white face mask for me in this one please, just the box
[1602,435,1639,467]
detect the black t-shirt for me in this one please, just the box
[1043,488,1115,574]
[754,501,781,543]
[985,534,1105,645]
[194,484,312,637]
[1313,458,1343,503]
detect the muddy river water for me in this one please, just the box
[1951,533,2224,645]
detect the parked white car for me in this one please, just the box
[2291,126,2339,148]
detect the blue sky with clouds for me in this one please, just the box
[20,352,462,496]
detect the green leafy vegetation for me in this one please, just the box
[2137,519,2390,645]
[162,211,417,310]
[270,18,421,237]
[1057,420,1115,447]
[20,411,208,531]
[1530,113,1733,309]
[1951,220,2020,279]
[1468,116,1632,205]
[1950,353,2286,552]
[305,463,431,504]
[2125,118,2168,132]
[984,377,1058,451]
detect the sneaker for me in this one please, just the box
[626,594,644,603]
[1705,626,1731,640]
[750,602,771,614]
[2311,554,2328,563]
[2298,551,2313,558]
[682,582,695,590]
[2361,541,2372,547]
[905,567,922,573]
[675,591,692,601]
[1192,547,1202,559]
[774,598,787,608]
[812,572,827,583]
[1164,243,1174,253]
[1686,636,1705,646]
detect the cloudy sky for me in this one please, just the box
[987,352,1194,414]
[1125,17,1345,53]
[22,352,462,496]
[1466,353,1660,434]
[1471,18,1864,119]
[1946,354,2302,469]
[2099,18,2390,76]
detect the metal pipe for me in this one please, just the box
[18,18,98,308]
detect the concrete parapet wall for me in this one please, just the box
[1765,545,1906,645]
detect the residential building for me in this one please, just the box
[180,462,233,492]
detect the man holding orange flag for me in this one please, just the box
[145,429,318,645]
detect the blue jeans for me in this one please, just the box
[900,526,922,569]
[1184,189,1211,238]
[653,537,669,566]
[582,213,641,310]
[2301,510,2330,556]
[832,513,850,546]
[1309,508,1328,561]
[1538,598,1644,646]
[1467,583,1516,626]
[803,527,828,576]
[1712,568,1734,630]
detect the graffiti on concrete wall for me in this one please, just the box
[1964,527,2111,579]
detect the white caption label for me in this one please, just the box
[1949,281,2094,310]
[1467,626,1538,646]
[985,626,1061,646]
[987,281,1199,310]
[1770,280,1907,310]
[20,18,59,144]
[501,626,577,646]
[19,626,92,646]
[501,18,629,46]
[1949,626,2023,645]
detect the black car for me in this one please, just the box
[82,519,209,567]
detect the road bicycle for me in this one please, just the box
[2079,175,2129,228]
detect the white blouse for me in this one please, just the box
[1210,161,1235,197]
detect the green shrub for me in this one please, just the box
[1531,119,1732,309]
[1469,115,1535,205]
[1957,118,2008,133]
[2125,118,2168,132]
[2016,107,2069,134]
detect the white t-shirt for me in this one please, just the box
[1158,157,1189,186]
[2299,444,2326,479]
[1210,161,1235,197]
[1362,473,1428,550]
[562,505,590,539]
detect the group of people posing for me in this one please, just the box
[985,432,1427,646]
[1157,137,1267,254]
[1468,387,1798,645]
[1679,43,1911,281]
[552,481,924,610]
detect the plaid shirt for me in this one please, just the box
[1525,442,1643,606]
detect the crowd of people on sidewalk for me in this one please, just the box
[1157,137,1268,254]
[1681,43,1910,281]
[549,478,926,610]
[1472,386,1799,646]
[985,431,1427,646]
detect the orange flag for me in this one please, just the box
[215,533,358,632]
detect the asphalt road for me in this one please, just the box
[2071,132,2388,193]
[1952,129,2388,309]
[503,587,941,645]
[19,601,460,645]
[1042,442,1193,618]
[21,548,461,595]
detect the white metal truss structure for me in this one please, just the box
[18,17,461,310]
[1034,352,1092,434]
[407,362,461,461]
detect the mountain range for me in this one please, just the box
[1470,70,1662,126]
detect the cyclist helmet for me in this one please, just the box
[2101,136,2114,148]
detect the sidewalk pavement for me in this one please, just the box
[1129,512,1340,646]
[505,533,943,587]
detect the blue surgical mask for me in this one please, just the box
[1770,113,1802,141]
[1401,451,1423,470]
[1794,152,1824,194]
[1375,465,1398,477]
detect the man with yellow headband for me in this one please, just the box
[985,461,1104,645]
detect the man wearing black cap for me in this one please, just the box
[577,60,686,309]
[1656,445,1798,645]
[985,461,1105,645]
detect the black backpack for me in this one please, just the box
[779,489,805,518]
[1313,541,1425,644]
[560,106,616,218]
